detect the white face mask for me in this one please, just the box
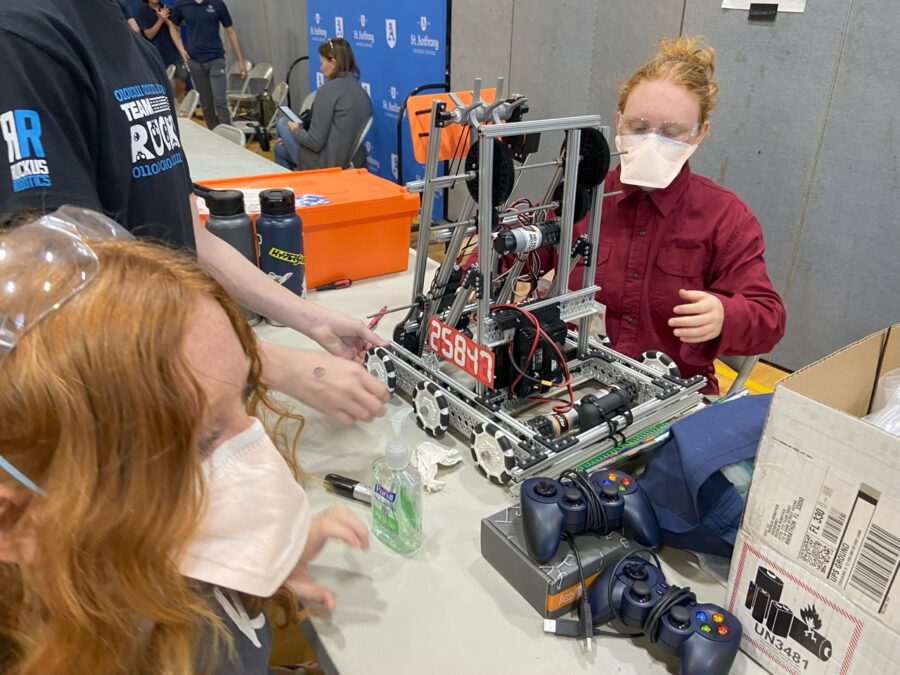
[179,419,310,598]
[615,133,697,189]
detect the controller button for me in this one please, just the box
[700,624,712,634]
[623,562,649,581]
[607,472,618,481]
[621,477,632,486]
[712,612,725,624]
[563,487,582,505]
[618,484,627,492]
[602,479,612,486]
[534,481,558,498]
[717,625,729,636]
[630,580,652,603]
[695,611,708,623]
[601,484,619,502]
[669,606,691,629]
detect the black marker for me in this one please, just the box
[324,474,372,504]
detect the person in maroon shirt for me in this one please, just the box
[527,37,783,394]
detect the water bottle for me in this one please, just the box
[204,188,260,325]
[256,189,305,297]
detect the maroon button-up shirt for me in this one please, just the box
[568,163,786,393]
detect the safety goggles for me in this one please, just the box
[617,116,700,142]
[0,206,132,495]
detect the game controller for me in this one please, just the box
[590,556,742,675]
[520,470,660,563]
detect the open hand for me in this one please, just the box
[286,505,369,610]
[668,289,724,343]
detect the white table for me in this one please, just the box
[254,256,767,675]
[177,121,765,674]
[178,118,288,182]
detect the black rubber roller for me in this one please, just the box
[465,139,515,207]
[559,127,612,189]
[552,181,590,223]
[575,127,611,188]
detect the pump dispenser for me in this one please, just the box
[372,408,423,554]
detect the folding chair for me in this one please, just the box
[177,89,199,118]
[228,63,274,118]
[225,59,253,98]
[212,123,247,148]
[234,81,289,144]
[346,116,373,169]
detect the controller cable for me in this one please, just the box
[558,469,609,535]
[545,545,697,646]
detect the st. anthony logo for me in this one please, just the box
[1,110,51,193]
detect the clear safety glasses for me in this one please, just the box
[0,206,132,495]
[617,116,700,143]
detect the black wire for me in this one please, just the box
[504,310,566,389]
[557,469,608,535]
[586,547,698,642]
[643,586,696,643]
[594,548,661,638]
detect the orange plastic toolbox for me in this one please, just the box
[197,168,420,288]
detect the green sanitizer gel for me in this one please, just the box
[372,409,423,554]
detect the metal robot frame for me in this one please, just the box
[365,78,706,487]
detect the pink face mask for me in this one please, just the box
[179,419,310,597]
[615,133,698,189]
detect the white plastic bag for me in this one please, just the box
[864,368,900,436]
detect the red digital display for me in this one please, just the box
[426,316,495,388]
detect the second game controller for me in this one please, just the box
[589,556,742,675]
[520,470,661,563]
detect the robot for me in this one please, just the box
[365,78,705,486]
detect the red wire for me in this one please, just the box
[492,304,575,412]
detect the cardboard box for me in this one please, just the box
[726,324,900,674]
[481,504,632,618]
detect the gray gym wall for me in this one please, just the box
[218,0,900,371]
[220,0,311,107]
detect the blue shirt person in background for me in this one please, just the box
[137,0,191,100]
[170,0,246,128]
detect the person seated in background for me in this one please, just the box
[274,38,372,171]
[0,209,367,674]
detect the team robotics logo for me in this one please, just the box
[1,109,51,193]
[745,566,833,664]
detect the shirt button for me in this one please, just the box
[631,272,638,280]
[625,315,633,324]
[638,230,647,237]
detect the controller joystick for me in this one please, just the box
[623,562,649,581]
[520,470,660,563]
[534,480,557,498]
[589,556,742,675]
[669,605,691,630]
[563,488,582,505]
[631,580,652,603]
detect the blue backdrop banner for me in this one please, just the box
[306,1,447,206]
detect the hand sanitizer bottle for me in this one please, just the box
[372,409,423,554]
